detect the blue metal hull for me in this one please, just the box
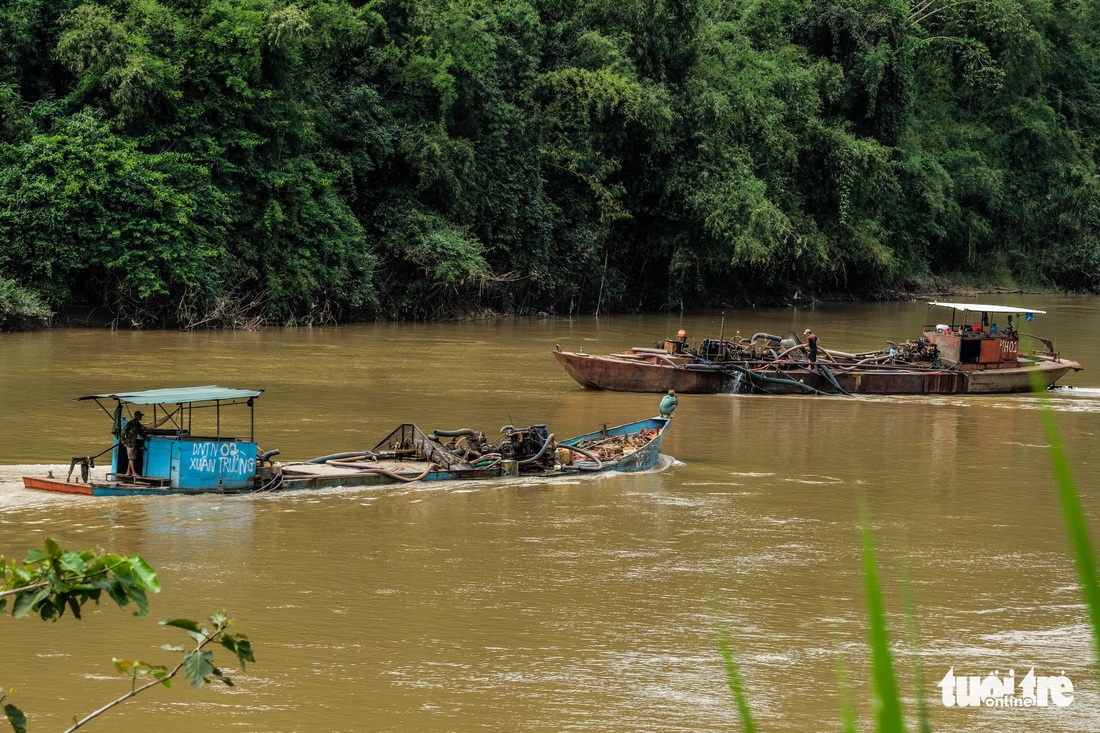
[26,416,672,497]
[558,417,670,473]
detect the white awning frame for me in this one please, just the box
[927,301,1046,315]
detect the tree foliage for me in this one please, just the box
[1,540,254,732]
[0,0,1097,325]
[0,538,160,620]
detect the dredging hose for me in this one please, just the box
[517,432,555,465]
[817,365,850,395]
[472,453,504,468]
[305,451,375,464]
[322,459,438,483]
[718,362,827,395]
[430,428,482,440]
[560,444,605,472]
[255,465,285,493]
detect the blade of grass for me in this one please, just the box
[900,567,930,733]
[836,654,860,733]
[1030,371,1100,684]
[860,506,906,733]
[713,614,758,733]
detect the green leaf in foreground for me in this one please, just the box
[713,615,758,733]
[901,568,931,733]
[835,655,859,733]
[2,541,160,621]
[161,618,203,633]
[127,556,160,593]
[184,650,216,689]
[3,702,27,733]
[1031,371,1100,686]
[860,508,906,733]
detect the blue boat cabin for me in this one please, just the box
[90,386,262,491]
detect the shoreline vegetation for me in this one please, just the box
[1,277,1073,332]
[1,1,1098,331]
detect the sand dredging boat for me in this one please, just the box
[21,386,671,496]
[554,301,1083,395]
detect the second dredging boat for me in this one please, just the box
[554,301,1083,395]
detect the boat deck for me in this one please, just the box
[281,459,439,478]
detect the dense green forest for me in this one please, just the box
[0,0,1098,327]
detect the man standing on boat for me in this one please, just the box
[804,329,819,371]
[120,411,171,476]
[659,390,678,418]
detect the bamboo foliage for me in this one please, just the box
[0,0,1097,325]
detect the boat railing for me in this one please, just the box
[105,472,171,487]
[171,433,258,442]
[1018,333,1058,359]
[372,423,468,469]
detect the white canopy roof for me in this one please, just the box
[76,386,263,404]
[928,301,1046,315]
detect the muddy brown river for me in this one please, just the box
[2,296,1099,731]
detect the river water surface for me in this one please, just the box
[2,297,1099,732]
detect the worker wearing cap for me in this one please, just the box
[119,410,171,476]
[120,411,147,476]
[804,329,818,371]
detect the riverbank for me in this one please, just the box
[2,276,1073,333]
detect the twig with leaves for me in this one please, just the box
[2,540,256,732]
[64,613,254,732]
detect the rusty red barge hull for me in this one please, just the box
[553,350,1080,395]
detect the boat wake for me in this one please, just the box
[279,452,680,499]
[0,465,104,509]
[1,453,679,509]
[991,390,1100,414]
[845,388,1100,412]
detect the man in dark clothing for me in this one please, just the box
[120,411,146,476]
[804,329,818,371]
[119,410,170,476]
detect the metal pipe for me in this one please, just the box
[305,451,374,465]
[750,333,783,343]
[430,429,481,439]
[718,311,726,361]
